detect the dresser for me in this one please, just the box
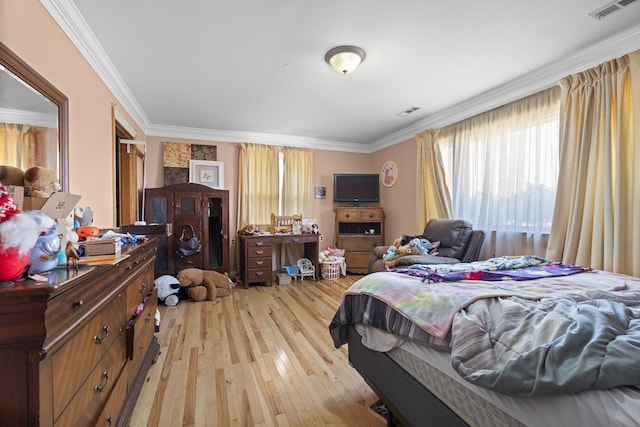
[335,206,385,274]
[0,239,160,427]
[239,234,320,288]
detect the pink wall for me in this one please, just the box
[2,0,145,227]
[371,138,419,245]
[3,0,419,271]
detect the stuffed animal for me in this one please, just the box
[0,185,43,282]
[176,268,232,301]
[154,275,183,306]
[24,166,61,198]
[239,224,256,235]
[0,165,25,187]
[74,206,94,228]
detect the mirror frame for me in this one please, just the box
[0,42,69,192]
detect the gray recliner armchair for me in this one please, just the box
[368,218,485,274]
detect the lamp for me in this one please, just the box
[325,45,366,75]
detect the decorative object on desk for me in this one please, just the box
[176,268,232,301]
[238,223,256,235]
[76,225,100,240]
[381,160,398,188]
[297,258,316,280]
[0,184,42,282]
[315,186,326,199]
[271,213,302,234]
[176,224,201,258]
[311,223,319,234]
[65,241,80,271]
[189,159,224,189]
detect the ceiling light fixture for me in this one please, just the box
[325,45,366,75]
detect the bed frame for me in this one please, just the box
[346,325,469,427]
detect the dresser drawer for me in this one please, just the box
[54,330,126,427]
[52,293,126,419]
[336,208,383,221]
[124,262,154,319]
[175,253,204,271]
[95,365,127,427]
[280,235,317,244]
[127,291,157,389]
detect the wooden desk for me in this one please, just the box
[239,234,320,288]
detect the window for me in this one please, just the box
[439,87,560,236]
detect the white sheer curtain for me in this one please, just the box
[439,87,560,258]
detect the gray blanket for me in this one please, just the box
[450,290,640,396]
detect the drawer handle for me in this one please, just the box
[291,238,301,242]
[345,213,350,218]
[139,282,147,293]
[106,416,113,427]
[255,250,264,255]
[146,311,153,322]
[255,241,264,246]
[94,370,110,393]
[255,260,264,266]
[256,271,264,276]
[72,300,84,308]
[94,325,110,345]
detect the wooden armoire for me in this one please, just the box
[144,183,229,275]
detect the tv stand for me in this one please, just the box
[335,206,385,274]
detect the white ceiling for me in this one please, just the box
[43,0,640,152]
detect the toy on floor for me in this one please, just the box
[154,275,184,307]
[176,268,232,301]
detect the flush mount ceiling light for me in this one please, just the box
[325,45,366,75]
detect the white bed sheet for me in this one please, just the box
[356,324,640,427]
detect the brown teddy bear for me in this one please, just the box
[0,165,25,187]
[24,166,61,198]
[176,268,233,301]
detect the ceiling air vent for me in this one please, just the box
[397,106,420,117]
[589,0,638,20]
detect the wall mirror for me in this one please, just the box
[0,42,69,191]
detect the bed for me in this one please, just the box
[329,256,640,426]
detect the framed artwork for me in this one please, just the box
[381,160,398,187]
[189,160,224,189]
[315,186,326,199]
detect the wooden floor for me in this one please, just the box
[129,275,385,427]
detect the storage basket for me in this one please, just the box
[322,261,341,280]
[276,273,292,285]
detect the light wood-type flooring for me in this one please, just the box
[129,275,386,427]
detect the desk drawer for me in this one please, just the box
[247,246,272,258]
[280,235,316,244]
[247,268,272,282]
[245,238,272,248]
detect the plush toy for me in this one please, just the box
[74,206,94,228]
[24,210,60,274]
[311,224,319,234]
[0,165,25,187]
[176,268,233,301]
[0,185,43,282]
[24,166,61,198]
[383,245,397,261]
[154,275,183,307]
[239,224,256,235]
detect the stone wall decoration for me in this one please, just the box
[163,142,217,185]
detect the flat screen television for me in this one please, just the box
[333,173,379,204]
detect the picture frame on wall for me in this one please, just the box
[189,160,224,189]
[315,186,326,199]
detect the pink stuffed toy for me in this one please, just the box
[0,185,42,282]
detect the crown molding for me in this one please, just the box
[146,124,371,153]
[40,0,152,132]
[0,108,57,128]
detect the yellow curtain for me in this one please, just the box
[281,146,313,216]
[0,123,36,170]
[547,50,640,276]
[236,143,279,229]
[415,129,452,232]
